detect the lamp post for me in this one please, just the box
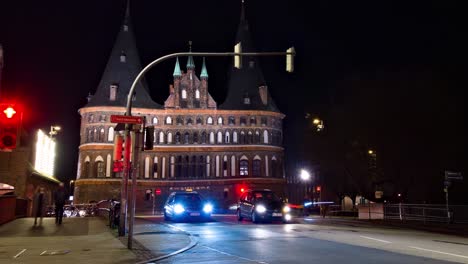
[122,48,295,249]
[69,180,75,196]
[49,125,61,139]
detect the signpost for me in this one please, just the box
[110,115,143,124]
[444,171,463,224]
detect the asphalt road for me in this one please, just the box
[141,215,468,264]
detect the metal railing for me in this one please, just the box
[383,204,468,224]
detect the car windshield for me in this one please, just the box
[175,194,202,206]
[253,191,280,201]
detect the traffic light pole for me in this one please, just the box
[123,49,295,249]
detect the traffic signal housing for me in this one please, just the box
[0,103,21,150]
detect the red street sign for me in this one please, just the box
[110,115,143,124]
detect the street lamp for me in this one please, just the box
[49,125,61,138]
[69,180,75,195]
[300,169,311,181]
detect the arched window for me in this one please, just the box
[184,132,190,144]
[239,156,249,176]
[106,154,111,177]
[195,89,200,99]
[99,128,105,142]
[201,131,207,144]
[228,116,235,125]
[181,89,187,99]
[223,156,228,176]
[215,155,220,177]
[176,116,183,125]
[240,117,247,125]
[233,131,238,143]
[240,131,245,144]
[193,132,199,144]
[83,156,90,178]
[263,130,269,144]
[218,117,223,125]
[153,117,158,125]
[265,155,269,176]
[144,156,150,179]
[250,116,256,125]
[207,116,213,125]
[196,117,203,125]
[253,155,261,177]
[159,131,165,144]
[167,132,173,144]
[175,132,181,144]
[162,157,166,179]
[209,132,215,144]
[153,156,158,178]
[231,156,236,176]
[255,131,260,144]
[170,156,175,178]
[261,117,267,126]
[88,114,94,123]
[166,116,172,124]
[248,131,253,144]
[217,131,223,143]
[186,118,193,125]
[95,156,105,178]
[107,127,114,142]
[272,156,278,178]
[206,156,211,177]
[225,131,230,143]
[199,156,204,178]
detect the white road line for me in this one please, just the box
[164,223,186,232]
[409,246,468,259]
[13,249,26,259]
[39,250,47,256]
[359,235,392,244]
[203,245,269,264]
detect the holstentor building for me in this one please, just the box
[74,3,286,210]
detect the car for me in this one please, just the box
[163,191,213,222]
[237,189,292,223]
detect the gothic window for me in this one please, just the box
[99,115,106,122]
[83,156,90,178]
[255,131,260,144]
[239,159,249,176]
[176,116,183,125]
[181,89,187,99]
[106,154,111,177]
[223,156,228,176]
[265,155,269,176]
[95,156,105,178]
[240,131,245,144]
[159,131,165,144]
[225,131,230,143]
[166,116,172,125]
[271,156,278,178]
[209,132,215,144]
[217,131,223,143]
[196,117,203,125]
[263,130,269,144]
[250,116,256,126]
[186,118,193,125]
[207,116,213,125]
[88,114,94,123]
[153,156,158,178]
[231,156,236,176]
[228,116,235,125]
[253,156,261,177]
[144,157,150,179]
[195,89,200,99]
[217,117,223,125]
[175,132,181,144]
[162,157,166,179]
[215,155,220,177]
[233,131,238,143]
[170,156,175,178]
[240,117,247,125]
[93,128,97,142]
[108,127,114,142]
[99,128,105,142]
[190,156,196,178]
[206,156,211,177]
[261,117,267,126]
[153,117,158,125]
[247,131,253,144]
[193,132,199,144]
[184,132,190,144]
[201,131,207,144]
[199,156,204,178]
[87,129,92,142]
[167,132,173,144]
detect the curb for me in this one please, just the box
[134,222,198,264]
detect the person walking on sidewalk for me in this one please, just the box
[32,186,47,226]
[54,183,67,225]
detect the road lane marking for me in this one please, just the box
[13,249,26,258]
[39,250,47,256]
[409,246,468,259]
[359,236,392,244]
[202,245,269,264]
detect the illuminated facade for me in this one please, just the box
[75,3,286,210]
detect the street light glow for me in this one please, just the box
[368,150,374,155]
[300,169,311,181]
[313,118,320,125]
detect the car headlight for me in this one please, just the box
[284,214,292,222]
[79,210,86,217]
[256,205,267,213]
[174,204,185,214]
[203,203,213,214]
[283,206,291,213]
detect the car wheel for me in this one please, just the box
[237,209,243,221]
[251,212,258,223]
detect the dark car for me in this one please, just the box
[237,189,292,223]
[163,191,213,222]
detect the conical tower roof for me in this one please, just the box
[86,2,161,109]
[220,1,279,112]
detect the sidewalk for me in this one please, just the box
[0,217,192,264]
[299,215,468,237]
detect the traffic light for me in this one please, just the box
[0,103,21,150]
[155,189,161,196]
[286,47,295,73]
[113,134,123,172]
[316,185,321,192]
[234,42,242,69]
[144,126,154,150]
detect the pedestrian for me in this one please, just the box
[32,186,47,226]
[321,204,328,218]
[53,182,67,225]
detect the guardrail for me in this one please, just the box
[383,204,468,224]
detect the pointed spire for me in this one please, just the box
[123,0,130,31]
[186,40,195,69]
[200,57,208,79]
[240,0,246,21]
[173,57,181,77]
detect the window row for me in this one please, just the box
[80,154,282,179]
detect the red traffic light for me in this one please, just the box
[0,103,22,150]
[155,189,161,195]
[3,107,16,118]
[316,186,321,192]
[240,188,245,193]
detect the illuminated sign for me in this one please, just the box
[34,129,56,177]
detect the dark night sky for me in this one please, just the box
[0,0,466,203]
